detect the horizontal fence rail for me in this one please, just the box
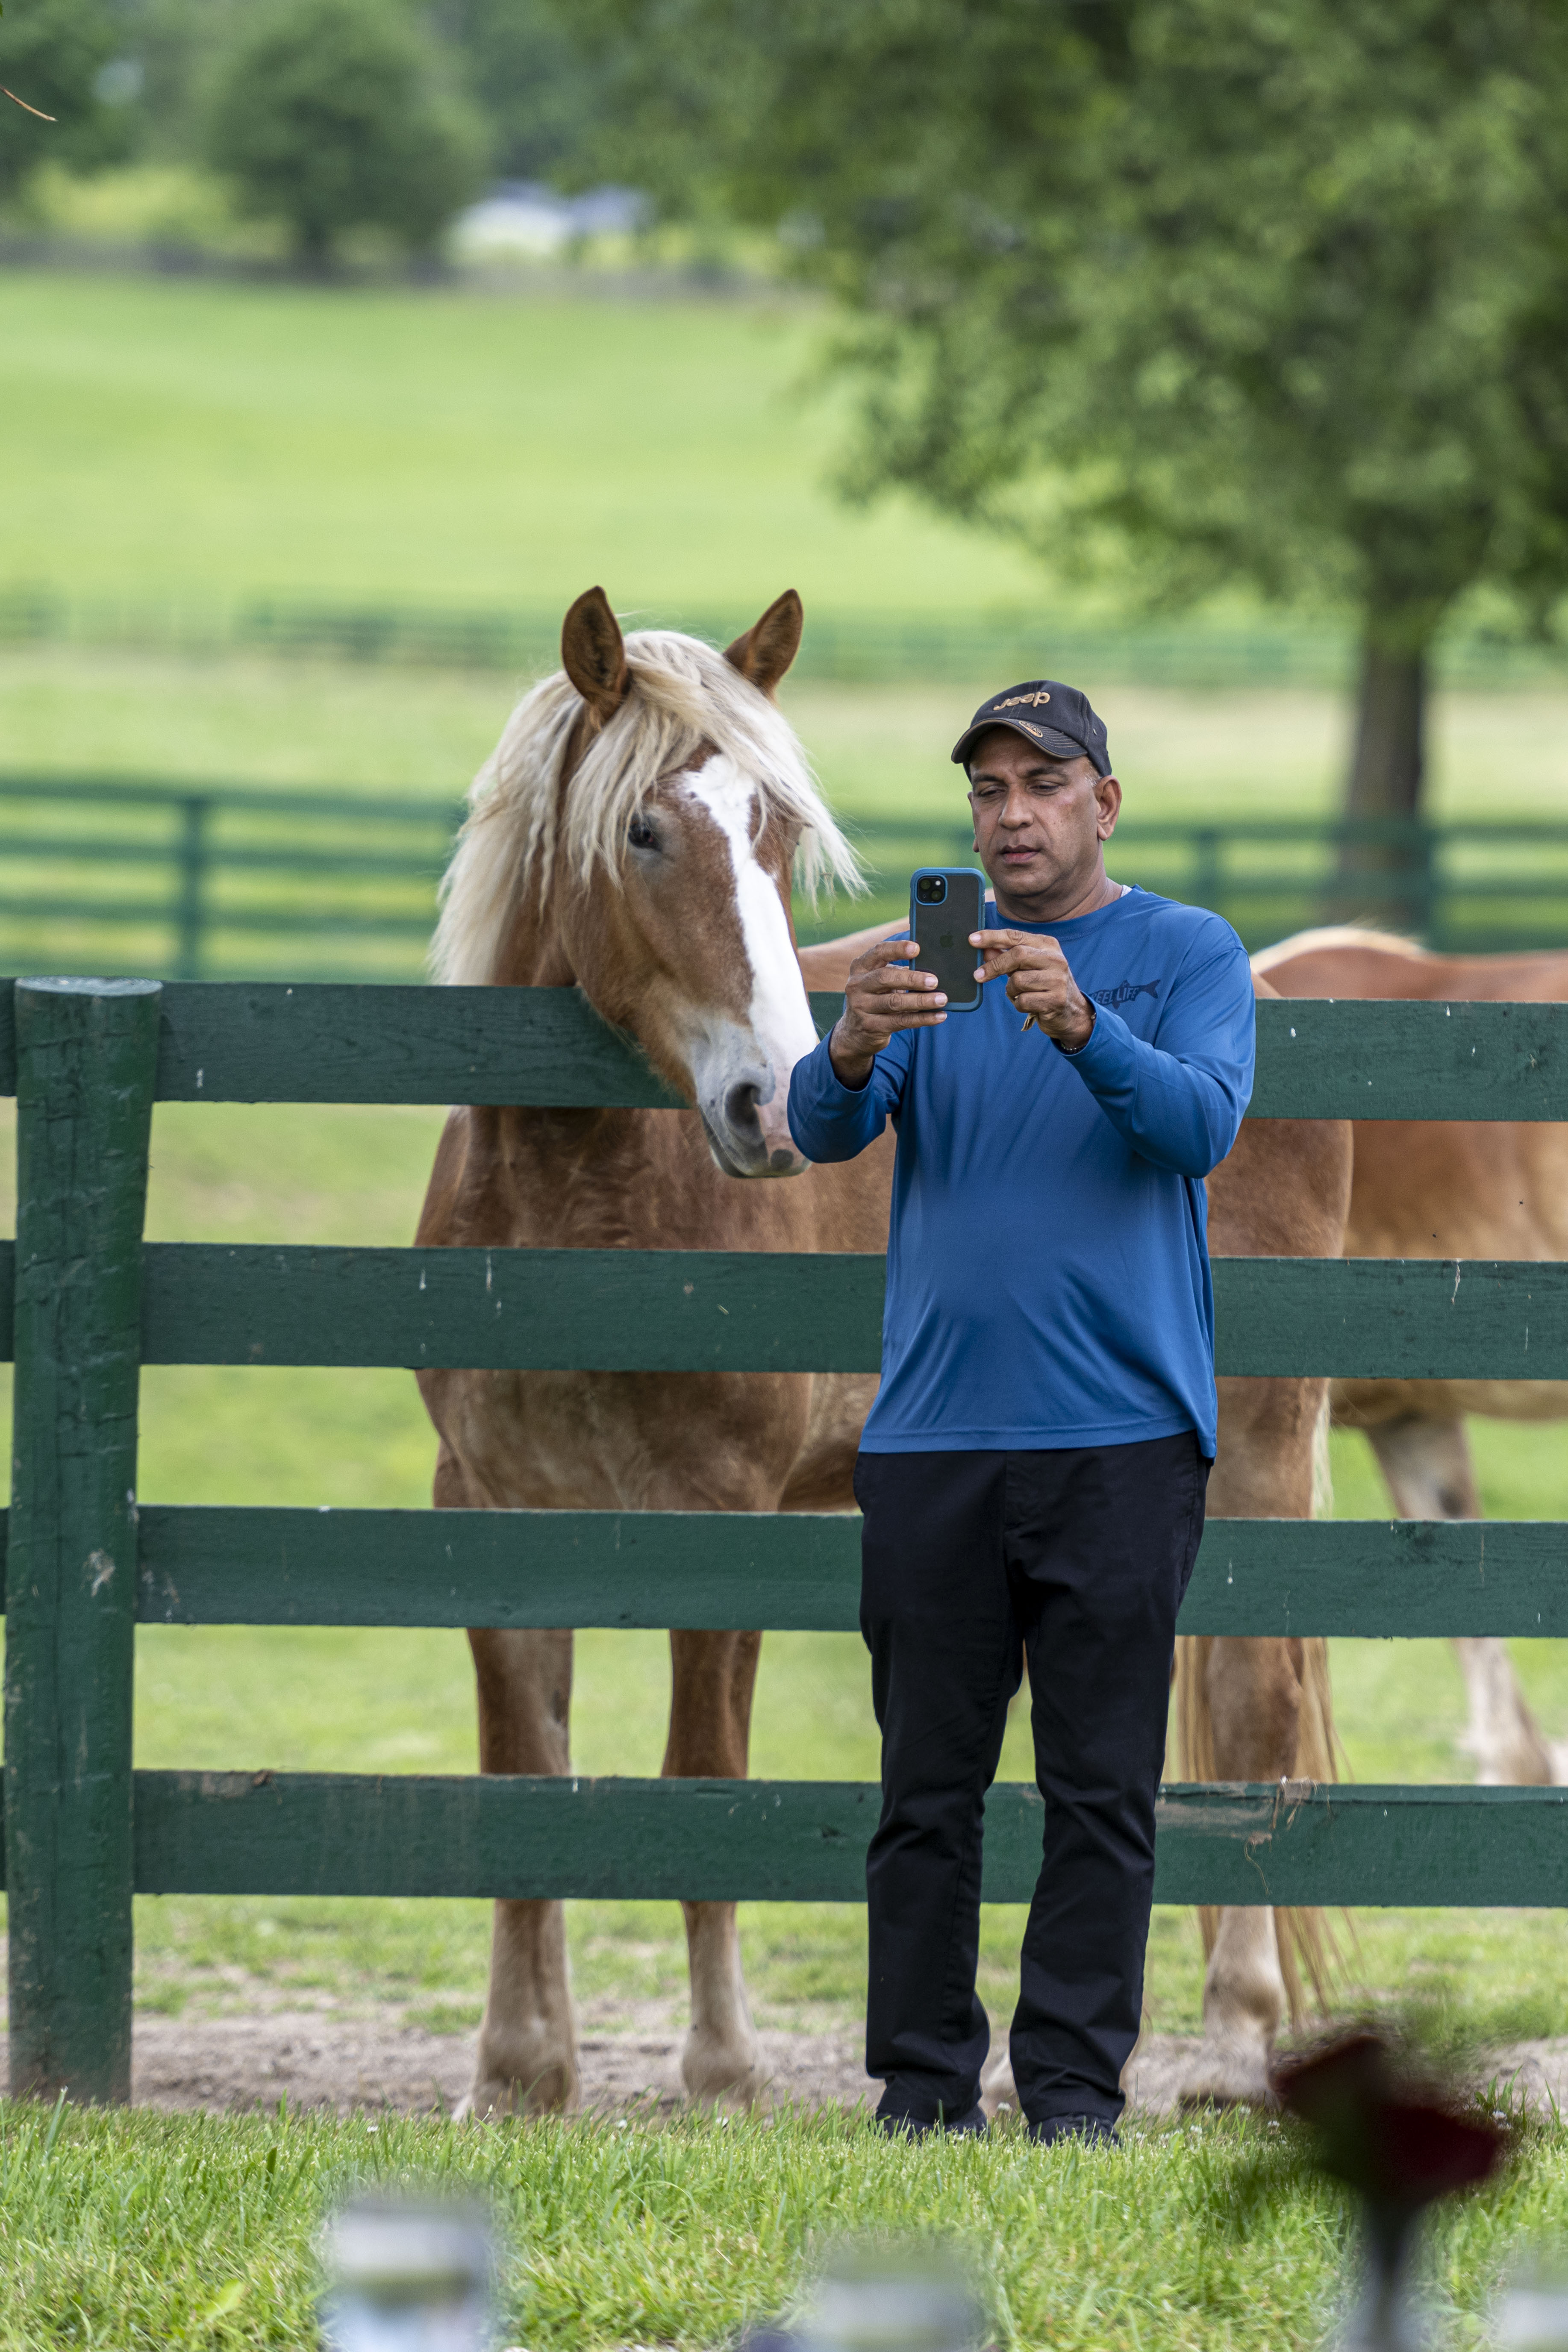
[1,1776,1562,1911]
[10,972,1568,2105]
[9,774,1568,977]
[6,985,1568,1119]
[0,1245,1559,1376]
[0,1506,1561,1640]
[0,777,459,984]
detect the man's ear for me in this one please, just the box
[562,587,630,720]
[724,590,803,697]
[1094,773,1122,838]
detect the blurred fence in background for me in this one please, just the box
[4,583,1567,690]
[5,776,1568,982]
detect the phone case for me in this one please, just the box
[909,867,988,1013]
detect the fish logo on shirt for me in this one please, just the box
[1090,979,1161,1009]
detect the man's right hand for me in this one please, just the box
[828,938,947,1087]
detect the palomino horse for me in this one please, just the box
[417,588,1350,2117]
[1258,927,1568,1789]
[1169,923,1568,2108]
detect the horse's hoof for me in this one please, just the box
[459,2056,578,2120]
[453,2079,513,2123]
[1174,2037,1274,2109]
[680,2034,772,2110]
[980,2047,1018,2120]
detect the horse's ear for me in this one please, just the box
[724,590,803,697]
[562,587,630,720]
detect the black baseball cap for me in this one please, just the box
[950,680,1112,776]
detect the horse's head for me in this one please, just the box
[435,588,860,1178]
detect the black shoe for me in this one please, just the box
[1026,2112,1115,2146]
[875,2102,987,2139]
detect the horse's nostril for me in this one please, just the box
[724,1079,763,1133]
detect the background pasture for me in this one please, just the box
[3,266,1568,2098]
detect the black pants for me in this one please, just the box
[854,1434,1208,2129]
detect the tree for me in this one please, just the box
[206,0,488,266]
[574,0,1568,849]
[0,0,128,196]
[438,0,613,182]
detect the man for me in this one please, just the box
[787,681,1255,2142]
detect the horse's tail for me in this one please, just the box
[1274,1637,1353,2024]
[1173,1628,1352,2030]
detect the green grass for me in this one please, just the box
[0,271,1045,617]
[8,647,1568,825]
[2,2094,1565,2352]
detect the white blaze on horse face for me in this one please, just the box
[682,753,818,1176]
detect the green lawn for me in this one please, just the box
[7,646,1568,826]
[6,2093,1563,2352]
[0,271,1044,618]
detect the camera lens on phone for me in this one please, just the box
[916,875,947,904]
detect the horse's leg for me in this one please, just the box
[1365,1412,1559,1786]
[1174,1375,1332,2106]
[462,1624,580,2116]
[664,1627,768,2105]
[1174,1633,1311,2103]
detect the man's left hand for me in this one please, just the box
[971,929,1095,1050]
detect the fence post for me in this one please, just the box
[175,796,210,981]
[1191,827,1224,916]
[5,977,161,2102]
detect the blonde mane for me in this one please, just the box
[431,627,862,986]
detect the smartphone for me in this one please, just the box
[909,867,988,1013]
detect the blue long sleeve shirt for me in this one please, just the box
[787,887,1255,1458]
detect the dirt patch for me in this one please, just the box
[3,2003,1562,2121]
[127,2013,877,2119]
[122,2017,1212,2119]
[0,2014,1290,2120]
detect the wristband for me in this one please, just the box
[1055,1003,1096,1058]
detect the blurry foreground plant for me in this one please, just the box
[204,0,488,268]
[1274,2030,1508,2352]
[740,2238,987,2352]
[319,2193,495,2352]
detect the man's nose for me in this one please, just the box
[1000,791,1033,826]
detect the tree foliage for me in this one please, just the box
[205,0,488,262]
[437,0,614,182]
[575,0,1568,817]
[0,0,130,195]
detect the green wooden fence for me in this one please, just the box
[6,978,1568,2103]
[9,776,1568,982]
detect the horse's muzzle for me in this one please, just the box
[698,1064,808,1179]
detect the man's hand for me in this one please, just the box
[971,929,1095,1050]
[829,938,946,1086]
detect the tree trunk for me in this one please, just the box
[1335,625,1433,935]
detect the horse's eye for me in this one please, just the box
[628,817,658,851]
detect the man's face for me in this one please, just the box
[966,728,1120,911]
